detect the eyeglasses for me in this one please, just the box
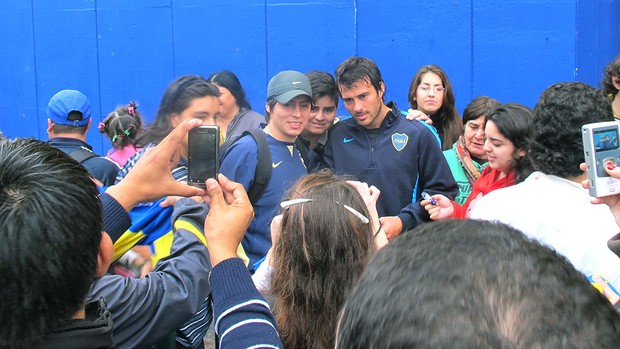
[280,198,370,224]
[418,85,446,94]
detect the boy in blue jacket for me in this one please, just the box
[220,70,312,271]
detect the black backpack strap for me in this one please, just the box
[242,129,272,204]
[295,137,310,170]
[69,147,98,164]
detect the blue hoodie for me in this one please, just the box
[324,101,458,232]
[220,132,307,271]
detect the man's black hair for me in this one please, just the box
[0,138,102,346]
[530,82,613,178]
[50,111,89,135]
[335,57,385,99]
[337,219,620,348]
[306,70,339,106]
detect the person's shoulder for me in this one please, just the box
[331,117,356,130]
[85,153,119,168]
[442,144,457,157]
[224,132,260,156]
[242,109,265,121]
[400,118,436,135]
[470,182,526,217]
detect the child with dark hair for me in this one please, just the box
[99,101,144,167]
[299,70,339,171]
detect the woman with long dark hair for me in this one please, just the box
[115,75,220,183]
[407,64,463,150]
[422,103,534,219]
[207,70,264,144]
[253,172,386,349]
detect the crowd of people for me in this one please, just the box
[2,53,620,348]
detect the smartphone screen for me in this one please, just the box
[593,126,620,177]
[187,125,220,188]
[582,121,620,197]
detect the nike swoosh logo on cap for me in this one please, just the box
[292,81,302,84]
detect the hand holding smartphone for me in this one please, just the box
[582,121,620,197]
[187,125,220,188]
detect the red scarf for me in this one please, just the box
[453,167,515,218]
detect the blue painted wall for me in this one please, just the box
[1,0,619,154]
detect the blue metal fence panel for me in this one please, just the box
[32,0,102,150]
[472,0,577,108]
[0,0,618,155]
[174,0,268,115]
[96,0,175,152]
[266,0,355,115]
[0,1,39,139]
[356,0,472,114]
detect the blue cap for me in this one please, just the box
[46,90,92,126]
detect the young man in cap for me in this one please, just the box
[46,89,119,186]
[220,70,312,271]
[324,57,458,239]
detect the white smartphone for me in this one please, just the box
[582,121,620,197]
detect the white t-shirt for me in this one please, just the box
[470,171,620,289]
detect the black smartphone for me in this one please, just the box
[187,125,220,188]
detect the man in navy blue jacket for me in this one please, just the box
[46,89,119,186]
[324,57,458,239]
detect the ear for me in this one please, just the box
[169,113,181,128]
[265,102,271,114]
[517,148,526,159]
[613,76,620,90]
[85,118,92,132]
[47,119,54,133]
[96,232,114,277]
[378,82,386,98]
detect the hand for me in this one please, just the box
[379,216,403,240]
[203,174,254,266]
[421,194,454,220]
[106,119,207,211]
[406,109,432,124]
[346,180,381,231]
[159,195,203,208]
[263,214,283,266]
[270,214,283,247]
[373,228,389,250]
[580,162,620,227]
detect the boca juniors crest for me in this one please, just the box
[391,133,409,151]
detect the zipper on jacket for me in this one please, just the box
[364,131,375,168]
